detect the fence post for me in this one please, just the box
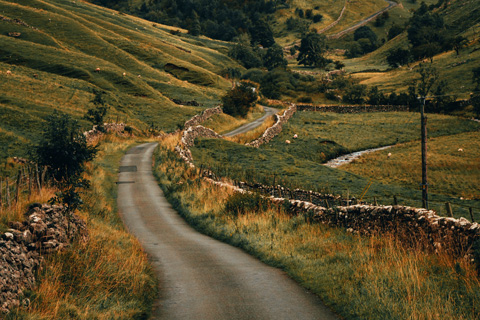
[28,166,32,196]
[445,202,453,217]
[6,177,10,206]
[36,164,41,191]
[373,196,378,206]
[15,170,21,204]
[393,195,398,205]
[0,178,3,207]
[469,207,475,222]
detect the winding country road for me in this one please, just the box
[223,106,278,137]
[117,143,338,319]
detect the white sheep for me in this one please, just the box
[122,72,126,77]
[458,148,464,152]
[285,140,291,144]
[387,152,392,158]
[94,67,101,72]
[293,134,298,139]
[6,70,12,75]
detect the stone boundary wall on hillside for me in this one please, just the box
[84,122,127,143]
[246,104,297,148]
[201,173,479,261]
[297,104,409,113]
[181,125,222,148]
[183,106,222,129]
[271,198,479,259]
[0,204,87,314]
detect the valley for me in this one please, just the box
[0,0,479,318]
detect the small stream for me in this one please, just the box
[324,145,393,168]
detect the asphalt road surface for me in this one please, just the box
[117,142,338,320]
[222,106,278,137]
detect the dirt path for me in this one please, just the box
[117,143,338,320]
[223,106,278,137]
[328,0,397,39]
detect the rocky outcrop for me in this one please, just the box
[296,104,408,113]
[247,104,297,148]
[0,204,87,314]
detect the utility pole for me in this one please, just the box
[420,96,428,209]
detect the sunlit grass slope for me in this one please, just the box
[342,131,480,200]
[191,111,480,219]
[341,0,480,97]
[0,0,239,159]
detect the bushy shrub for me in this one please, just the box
[222,81,258,117]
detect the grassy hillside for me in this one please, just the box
[0,0,240,161]
[339,0,480,97]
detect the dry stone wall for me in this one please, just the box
[0,204,87,314]
[270,198,479,260]
[183,106,222,128]
[84,122,127,143]
[246,104,297,148]
[297,104,408,113]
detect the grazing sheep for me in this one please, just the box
[137,74,142,78]
[6,70,12,75]
[94,67,101,72]
[285,140,291,144]
[293,134,298,139]
[122,72,126,76]
[458,148,464,152]
[387,152,392,158]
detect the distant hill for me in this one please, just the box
[0,0,240,160]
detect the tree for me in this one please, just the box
[386,48,411,68]
[229,44,263,69]
[407,3,447,61]
[416,63,439,98]
[222,81,258,117]
[472,67,480,116]
[343,84,367,104]
[367,86,387,105]
[297,33,330,68]
[263,44,287,70]
[473,67,480,90]
[35,111,97,210]
[387,24,403,40]
[250,18,275,48]
[452,36,467,55]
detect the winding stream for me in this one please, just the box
[324,145,392,168]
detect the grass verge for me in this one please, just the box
[154,137,480,320]
[5,135,158,319]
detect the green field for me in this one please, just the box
[0,0,239,161]
[191,111,480,220]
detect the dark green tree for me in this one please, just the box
[387,24,404,40]
[250,18,275,48]
[343,84,367,104]
[229,44,263,69]
[263,44,288,70]
[297,33,330,68]
[386,48,411,68]
[35,112,97,210]
[452,36,467,55]
[222,81,258,117]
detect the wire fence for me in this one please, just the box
[199,164,478,222]
[0,163,49,208]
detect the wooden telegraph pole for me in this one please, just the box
[420,96,428,209]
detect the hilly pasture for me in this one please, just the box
[0,0,240,161]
